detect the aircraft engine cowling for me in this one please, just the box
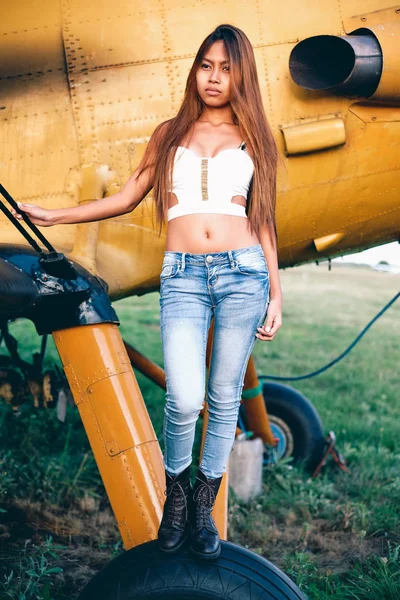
[289,21,400,104]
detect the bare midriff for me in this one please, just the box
[165,213,260,253]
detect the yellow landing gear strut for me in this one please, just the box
[53,323,165,549]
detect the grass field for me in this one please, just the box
[0,262,399,599]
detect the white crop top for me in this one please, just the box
[167,141,254,221]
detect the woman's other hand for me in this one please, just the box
[256,296,282,341]
[10,202,55,227]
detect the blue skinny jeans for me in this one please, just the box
[159,243,270,479]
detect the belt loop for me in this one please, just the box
[181,252,186,271]
[228,249,234,269]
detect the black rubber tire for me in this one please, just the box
[261,381,326,473]
[78,539,308,600]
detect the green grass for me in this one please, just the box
[0,263,399,599]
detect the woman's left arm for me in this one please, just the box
[257,222,283,341]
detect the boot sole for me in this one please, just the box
[158,533,188,555]
[189,544,221,560]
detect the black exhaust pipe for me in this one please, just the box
[289,32,382,98]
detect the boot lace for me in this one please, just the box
[163,480,188,527]
[193,481,216,529]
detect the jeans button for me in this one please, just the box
[206,255,214,264]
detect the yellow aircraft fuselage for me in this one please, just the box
[1,2,399,300]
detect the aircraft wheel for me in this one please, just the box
[241,381,326,473]
[78,539,307,599]
[263,381,325,472]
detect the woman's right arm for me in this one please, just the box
[11,121,169,227]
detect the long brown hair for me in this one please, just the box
[137,24,279,242]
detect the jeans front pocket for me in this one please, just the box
[160,258,181,280]
[235,251,269,277]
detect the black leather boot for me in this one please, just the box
[189,468,223,560]
[158,464,192,553]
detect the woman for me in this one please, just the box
[12,24,282,560]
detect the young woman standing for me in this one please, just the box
[12,25,282,561]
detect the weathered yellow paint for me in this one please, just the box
[67,164,120,274]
